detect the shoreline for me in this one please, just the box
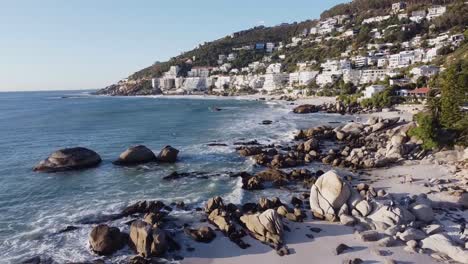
[15,94,468,264]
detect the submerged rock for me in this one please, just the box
[33,147,101,172]
[113,145,157,165]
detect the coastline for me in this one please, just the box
[8,94,467,264]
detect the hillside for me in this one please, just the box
[96,0,467,96]
[129,21,317,81]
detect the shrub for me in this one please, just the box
[408,112,439,150]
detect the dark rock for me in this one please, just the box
[33,147,101,173]
[293,104,319,114]
[262,120,273,125]
[89,224,127,255]
[334,243,352,255]
[184,226,216,243]
[113,145,156,166]
[157,145,179,163]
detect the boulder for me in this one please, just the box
[113,145,156,165]
[184,226,216,243]
[409,204,434,223]
[205,196,224,213]
[255,169,288,182]
[358,230,381,242]
[293,104,319,114]
[309,170,351,221]
[421,234,468,264]
[208,209,233,233]
[157,145,179,163]
[89,224,127,255]
[240,209,283,246]
[397,228,427,241]
[243,176,264,190]
[129,220,152,256]
[368,206,415,226]
[303,138,319,152]
[33,147,101,172]
[348,190,372,217]
[238,147,263,157]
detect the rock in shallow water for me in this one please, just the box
[157,145,179,163]
[113,145,156,165]
[89,224,127,255]
[33,147,101,173]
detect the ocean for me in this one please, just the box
[0,91,349,263]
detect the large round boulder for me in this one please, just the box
[157,146,179,163]
[89,224,127,255]
[33,147,101,173]
[113,145,157,166]
[129,220,168,257]
[309,170,351,221]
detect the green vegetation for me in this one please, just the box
[360,86,402,109]
[409,59,468,149]
[408,112,439,149]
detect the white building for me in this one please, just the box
[392,2,407,13]
[227,53,237,61]
[377,57,389,68]
[182,77,209,92]
[266,42,275,53]
[343,69,362,85]
[427,6,446,20]
[363,15,391,24]
[262,73,289,92]
[410,65,440,78]
[316,71,342,87]
[361,69,388,84]
[289,71,319,87]
[353,56,368,68]
[364,85,386,98]
[187,67,211,78]
[410,10,426,23]
[266,63,282,74]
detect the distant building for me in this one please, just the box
[364,85,386,98]
[255,43,266,50]
[427,6,446,20]
[361,69,388,84]
[410,65,440,78]
[408,87,430,97]
[289,71,319,86]
[410,10,426,23]
[392,2,407,13]
[266,42,275,53]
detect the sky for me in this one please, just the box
[0,0,347,91]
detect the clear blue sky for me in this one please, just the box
[0,0,347,91]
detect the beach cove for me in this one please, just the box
[0,91,466,264]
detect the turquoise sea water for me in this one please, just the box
[0,91,349,263]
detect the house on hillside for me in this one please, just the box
[364,85,386,98]
[408,87,430,98]
[410,65,440,79]
[427,6,446,20]
[392,2,407,13]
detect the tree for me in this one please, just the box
[439,60,468,130]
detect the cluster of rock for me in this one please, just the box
[307,170,468,264]
[236,116,426,170]
[292,102,377,115]
[33,145,179,173]
[88,200,182,260]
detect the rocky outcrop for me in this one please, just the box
[113,145,157,165]
[34,147,101,172]
[309,170,351,221]
[240,209,283,246]
[157,146,179,163]
[129,220,168,257]
[368,206,415,226]
[89,224,127,255]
